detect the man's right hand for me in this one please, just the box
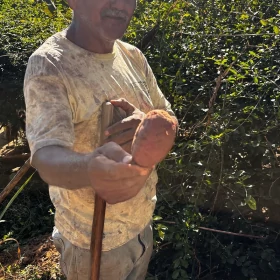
[87,142,152,204]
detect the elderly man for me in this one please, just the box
[23,0,176,279]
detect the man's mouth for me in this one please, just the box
[101,9,128,22]
[104,16,126,22]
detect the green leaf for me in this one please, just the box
[268,260,277,271]
[180,269,188,277]
[245,195,257,210]
[42,5,54,17]
[253,76,259,84]
[153,215,163,221]
[240,13,249,20]
[260,19,267,26]
[173,259,180,269]
[172,270,180,279]
[181,260,189,269]
[158,230,165,240]
[273,25,279,35]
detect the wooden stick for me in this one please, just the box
[0,158,31,204]
[0,154,30,163]
[198,226,266,239]
[155,221,266,239]
[90,102,119,280]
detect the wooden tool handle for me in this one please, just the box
[90,102,119,280]
[91,195,106,280]
[0,158,31,204]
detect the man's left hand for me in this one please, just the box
[104,98,145,153]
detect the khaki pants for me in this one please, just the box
[52,223,153,280]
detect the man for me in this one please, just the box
[23,0,177,279]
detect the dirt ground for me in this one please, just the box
[0,234,62,280]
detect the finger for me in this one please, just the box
[94,174,144,192]
[93,174,150,204]
[97,142,131,162]
[95,159,149,180]
[105,117,140,136]
[110,98,136,115]
[105,129,135,147]
[90,153,150,179]
[95,185,137,204]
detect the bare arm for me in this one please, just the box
[24,55,152,203]
[32,145,92,189]
[32,142,152,204]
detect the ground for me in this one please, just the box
[0,234,63,280]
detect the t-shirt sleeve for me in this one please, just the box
[24,53,74,163]
[136,49,176,117]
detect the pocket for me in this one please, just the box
[52,229,68,276]
[53,236,65,254]
[138,234,146,259]
[138,223,153,259]
[52,228,65,254]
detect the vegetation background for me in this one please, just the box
[0,0,280,279]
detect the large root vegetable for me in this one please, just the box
[131,110,177,168]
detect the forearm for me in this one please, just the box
[32,145,92,190]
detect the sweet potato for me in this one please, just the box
[131,110,177,168]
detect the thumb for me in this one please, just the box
[100,142,132,163]
[110,98,135,116]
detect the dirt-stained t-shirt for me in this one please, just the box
[23,30,175,251]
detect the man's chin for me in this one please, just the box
[103,30,126,42]
[101,20,129,40]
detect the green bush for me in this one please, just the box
[1,0,280,279]
[0,0,71,125]
[126,0,280,278]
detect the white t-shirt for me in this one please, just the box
[24,30,175,251]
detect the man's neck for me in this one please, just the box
[66,21,115,54]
